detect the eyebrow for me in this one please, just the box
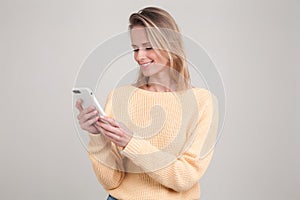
[131,42,151,47]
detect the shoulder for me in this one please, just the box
[191,87,218,109]
[106,84,136,100]
[192,87,216,99]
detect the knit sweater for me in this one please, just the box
[88,84,219,200]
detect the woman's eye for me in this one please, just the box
[132,47,152,52]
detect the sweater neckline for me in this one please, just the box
[127,84,198,95]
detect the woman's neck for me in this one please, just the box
[145,79,177,92]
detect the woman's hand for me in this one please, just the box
[75,99,101,134]
[95,116,133,149]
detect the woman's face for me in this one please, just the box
[130,26,169,78]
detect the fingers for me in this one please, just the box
[96,123,132,148]
[82,115,100,127]
[76,99,100,132]
[79,109,98,124]
[98,122,123,136]
[75,99,83,112]
[95,124,123,145]
[95,119,132,148]
[96,120,123,139]
[95,124,120,140]
[77,106,96,121]
[104,130,121,141]
[100,116,119,127]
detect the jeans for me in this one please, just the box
[107,194,118,200]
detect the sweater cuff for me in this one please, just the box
[121,137,158,159]
[88,133,108,152]
[120,137,178,172]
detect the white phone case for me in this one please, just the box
[72,87,107,116]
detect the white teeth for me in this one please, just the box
[141,61,153,67]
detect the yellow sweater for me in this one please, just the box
[88,85,219,200]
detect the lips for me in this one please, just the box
[140,61,153,68]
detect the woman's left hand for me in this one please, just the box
[95,116,133,149]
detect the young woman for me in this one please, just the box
[76,6,219,200]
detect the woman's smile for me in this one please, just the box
[140,60,154,69]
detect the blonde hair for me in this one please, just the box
[128,7,191,91]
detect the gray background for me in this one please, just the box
[0,0,299,199]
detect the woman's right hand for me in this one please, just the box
[75,99,101,134]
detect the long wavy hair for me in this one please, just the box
[128,7,191,91]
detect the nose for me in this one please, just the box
[135,49,147,61]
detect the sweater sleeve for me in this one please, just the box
[120,92,219,192]
[87,90,125,190]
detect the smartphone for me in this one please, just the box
[72,87,107,117]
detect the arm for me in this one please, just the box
[87,90,125,190]
[120,92,219,192]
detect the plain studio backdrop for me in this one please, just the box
[0,0,299,199]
